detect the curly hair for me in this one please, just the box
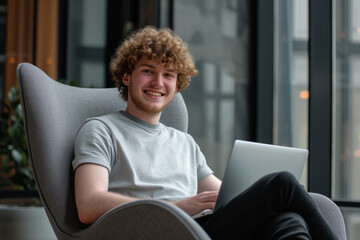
[110,26,198,101]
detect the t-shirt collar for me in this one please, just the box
[119,111,160,130]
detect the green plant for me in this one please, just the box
[0,86,35,190]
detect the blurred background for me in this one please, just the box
[0,0,359,239]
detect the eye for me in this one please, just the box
[164,72,176,79]
[142,69,153,74]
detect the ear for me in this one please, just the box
[122,73,130,86]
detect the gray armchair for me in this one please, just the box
[17,63,347,240]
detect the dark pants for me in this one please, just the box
[196,171,338,240]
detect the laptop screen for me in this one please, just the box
[214,140,308,212]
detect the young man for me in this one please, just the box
[73,26,338,239]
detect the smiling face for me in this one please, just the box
[122,58,178,124]
[110,27,198,102]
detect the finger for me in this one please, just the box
[196,192,218,202]
[198,191,218,197]
[198,201,216,211]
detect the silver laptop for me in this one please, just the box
[193,140,308,218]
[214,140,308,212]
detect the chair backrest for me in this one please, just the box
[17,63,189,237]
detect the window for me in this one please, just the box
[273,0,309,185]
[334,0,360,238]
[173,0,251,178]
[334,0,360,202]
[66,0,107,87]
[271,0,360,237]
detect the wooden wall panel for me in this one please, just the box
[35,0,59,80]
[4,0,59,102]
[4,0,35,98]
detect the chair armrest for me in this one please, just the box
[59,193,345,240]
[309,192,347,240]
[71,199,210,240]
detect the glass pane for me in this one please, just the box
[340,207,360,240]
[273,0,309,185]
[173,0,250,178]
[66,0,107,87]
[333,0,360,201]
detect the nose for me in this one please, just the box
[150,73,164,88]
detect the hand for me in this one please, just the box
[173,191,218,216]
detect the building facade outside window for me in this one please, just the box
[334,0,360,238]
[66,0,107,88]
[275,0,360,238]
[172,0,251,178]
[273,0,309,185]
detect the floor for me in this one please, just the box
[0,205,56,240]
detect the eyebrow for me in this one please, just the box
[138,63,178,73]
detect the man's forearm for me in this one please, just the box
[76,190,139,224]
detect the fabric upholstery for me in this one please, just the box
[17,63,202,239]
[17,63,346,240]
[309,193,347,240]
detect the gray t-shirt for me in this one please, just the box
[72,111,213,201]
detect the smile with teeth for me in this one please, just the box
[145,90,164,97]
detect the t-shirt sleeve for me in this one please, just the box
[195,142,213,180]
[72,119,115,172]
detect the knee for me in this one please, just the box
[262,171,300,194]
[270,171,298,186]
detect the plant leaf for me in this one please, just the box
[11,149,23,164]
[19,168,34,180]
[16,104,23,118]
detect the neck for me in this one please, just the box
[125,108,162,125]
